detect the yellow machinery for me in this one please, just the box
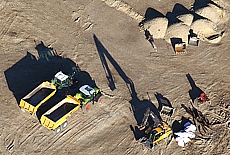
[139,108,172,148]
[40,95,81,133]
[19,71,102,133]
[143,122,172,147]
[19,81,56,116]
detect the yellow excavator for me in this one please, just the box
[138,107,172,149]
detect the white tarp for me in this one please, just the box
[174,122,196,147]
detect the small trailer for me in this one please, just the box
[19,81,56,116]
[175,42,186,54]
[40,95,81,133]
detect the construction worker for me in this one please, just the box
[198,93,209,103]
[145,29,157,50]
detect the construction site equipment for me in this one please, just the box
[139,107,172,149]
[51,71,76,90]
[188,36,199,46]
[40,95,81,133]
[19,81,56,116]
[175,42,186,54]
[161,106,174,116]
[193,93,211,107]
[39,85,102,133]
[74,85,102,113]
[141,122,172,149]
[19,71,76,115]
[39,84,102,133]
[197,93,209,103]
[158,98,174,116]
[19,69,102,133]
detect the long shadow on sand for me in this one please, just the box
[139,7,165,27]
[4,41,100,123]
[186,73,204,102]
[93,34,161,140]
[193,0,222,11]
[4,42,88,105]
[155,92,173,115]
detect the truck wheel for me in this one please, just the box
[61,121,68,129]
[82,102,92,113]
[54,126,61,134]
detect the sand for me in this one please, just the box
[0,0,230,154]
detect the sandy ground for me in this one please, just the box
[1,0,230,154]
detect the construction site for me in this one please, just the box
[0,0,230,154]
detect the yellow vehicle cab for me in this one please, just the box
[142,121,172,148]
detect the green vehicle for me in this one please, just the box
[74,85,102,113]
[51,71,77,96]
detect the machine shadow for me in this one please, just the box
[4,51,64,105]
[170,37,183,51]
[139,7,165,25]
[186,73,204,102]
[172,116,191,137]
[93,34,160,140]
[4,42,84,106]
[93,35,116,91]
[155,92,173,112]
[193,0,220,11]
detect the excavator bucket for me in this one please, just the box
[159,98,174,116]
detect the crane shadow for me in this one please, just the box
[93,34,160,140]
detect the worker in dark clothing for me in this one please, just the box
[145,29,157,50]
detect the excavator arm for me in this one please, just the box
[140,107,161,129]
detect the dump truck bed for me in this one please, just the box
[40,95,81,131]
[19,81,56,115]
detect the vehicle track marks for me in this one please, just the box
[18,123,42,146]
[41,113,109,152]
[0,1,7,12]
[0,12,18,39]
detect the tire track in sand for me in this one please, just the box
[40,112,110,153]
[0,12,18,39]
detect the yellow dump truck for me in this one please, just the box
[19,81,56,116]
[40,95,81,133]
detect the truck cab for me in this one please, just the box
[74,85,102,112]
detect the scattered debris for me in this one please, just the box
[181,103,211,135]
[174,121,196,147]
